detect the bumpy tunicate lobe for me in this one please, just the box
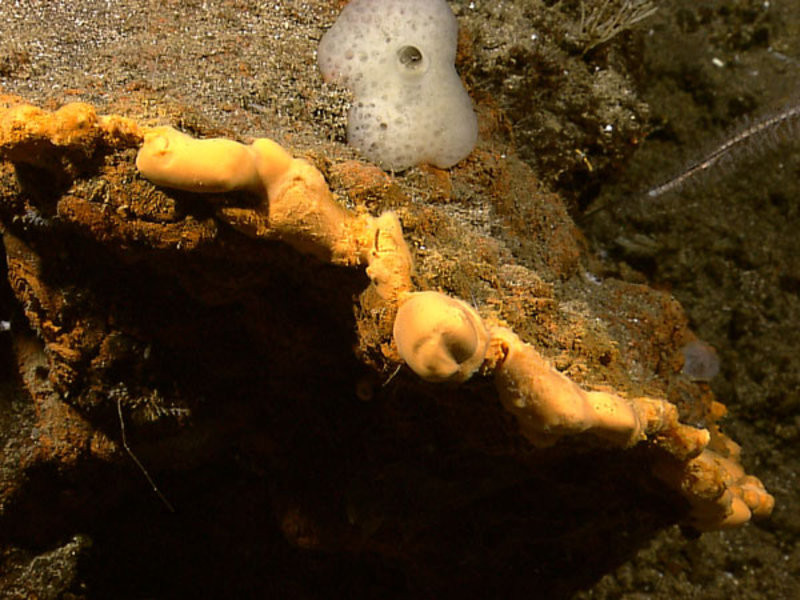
[317,0,478,170]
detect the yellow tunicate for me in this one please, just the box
[393,291,488,383]
[136,127,264,194]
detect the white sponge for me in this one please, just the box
[317,0,477,171]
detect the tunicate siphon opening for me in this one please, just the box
[397,45,424,71]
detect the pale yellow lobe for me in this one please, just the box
[134,124,414,299]
[136,127,264,194]
[393,291,488,383]
[250,138,293,188]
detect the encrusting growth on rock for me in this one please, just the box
[392,290,771,529]
[0,100,143,172]
[0,99,774,537]
[393,291,490,383]
[132,108,772,532]
[136,125,414,301]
